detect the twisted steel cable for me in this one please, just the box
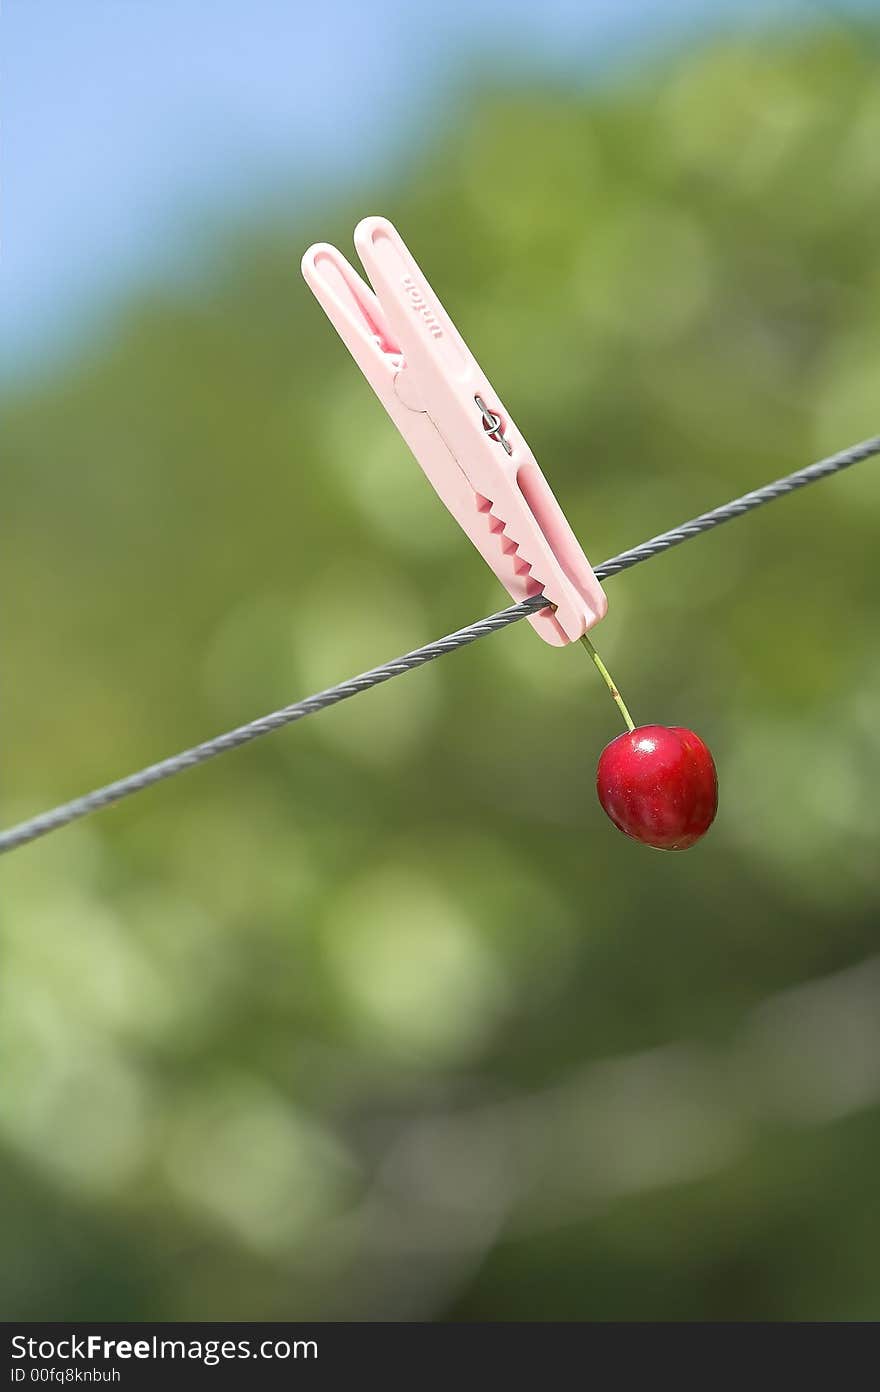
[1,434,877,856]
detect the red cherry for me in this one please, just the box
[596,725,718,851]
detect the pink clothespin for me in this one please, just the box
[301,217,607,645]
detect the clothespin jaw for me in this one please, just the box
[302,217,607,645]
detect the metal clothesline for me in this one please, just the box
[1,434,878,857]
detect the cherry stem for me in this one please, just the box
[579,633,636,733]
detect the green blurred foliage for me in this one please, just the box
[3,27,880,1320]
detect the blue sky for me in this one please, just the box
[0,0,865,379]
